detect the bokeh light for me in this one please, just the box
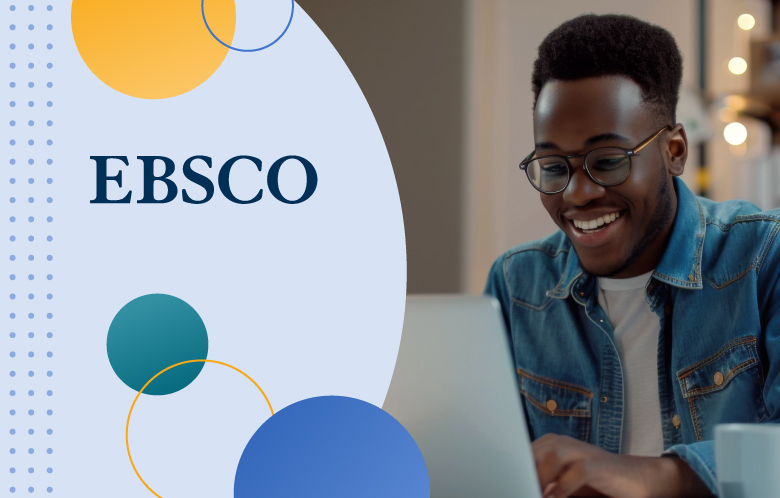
[738,14,755,30]
[728,57,747,75]
[724,122,748,146]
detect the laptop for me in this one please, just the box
[383,295,542,498]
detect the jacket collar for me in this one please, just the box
[653,177,706,290]
[547,176,705,298]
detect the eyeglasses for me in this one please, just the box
[518,125,670,194]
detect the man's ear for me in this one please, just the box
[667,123,687,177]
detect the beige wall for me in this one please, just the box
[298,0,468,293]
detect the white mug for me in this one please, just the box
[715,423,780,498]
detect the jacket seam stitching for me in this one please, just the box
[677,336,757,379]
[517,367,594,398]
[520,391,592,418]
[688,397,702,442]
[683,358,758,396]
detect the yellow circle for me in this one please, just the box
[738,14,755,31]
[71,0,236,99]
[125,359,273,497]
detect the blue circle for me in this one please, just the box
[234,396,429,497]
[46,178,52,184]
[46,121,52,126]
[27,43,33,49]
[46,255,52,261]
[27,63,32,68]
[28,120,33,126]
[27,82,33,88]
[10,294,15,299]
[46,409,51,414]
[46,62,51,68]
[201,0,294,52]
[46,101,51,107]
[10,410,15,415]
[27,5,32,11]
[10,140,15,145]
[46,44,52,49]
[46,159,52,164]
[10,101,15,107]
[46,294,52,299]
[10,24,15,30]
[46,333,51,338]
[10,5,15,10]
[10,44,15,50]
[10,216,15,222]
[46,468,51,473]
[46,24,51,30]
[28,216,33,222]
[10,63,15,68]
[9,198,15,204]
[46,82,52,88]
[28,24,33,30]
[9,371,14,376]
[27,294,32,299]
[46,235,52,241]
[28,159,33,164]
[10,82,15,88]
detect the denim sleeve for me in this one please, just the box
[483,253,510,328]
[664,225,780,498]
[663,441,718,496]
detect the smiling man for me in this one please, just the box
[485,14,780,498]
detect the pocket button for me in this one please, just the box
[714,372,724,386]
[546,399,558,412]
[672,414,680,429]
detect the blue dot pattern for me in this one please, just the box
[5,2,56,493]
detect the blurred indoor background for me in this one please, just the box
[297,0,780,294]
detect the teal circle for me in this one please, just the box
[106,294,208,395]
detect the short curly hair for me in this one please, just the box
[531,14,683,124]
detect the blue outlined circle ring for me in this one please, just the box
[202,0,294,53]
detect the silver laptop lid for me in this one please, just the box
[383,295,542,498]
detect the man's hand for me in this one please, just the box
[532,434,712,498]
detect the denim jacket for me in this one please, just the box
[484,177,780,496]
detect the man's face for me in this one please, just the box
[534,75,684,278]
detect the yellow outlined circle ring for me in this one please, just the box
[125,359,274,497]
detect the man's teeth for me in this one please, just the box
[572,212,620,230]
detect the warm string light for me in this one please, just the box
[728,57,748,74]
[724,122,748,146]
[738,14,755,31]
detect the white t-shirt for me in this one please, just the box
[597,270,664,456]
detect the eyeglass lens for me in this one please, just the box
[526,147,631,193]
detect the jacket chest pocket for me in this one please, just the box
[677,336,767,442]
[517,367,593,443]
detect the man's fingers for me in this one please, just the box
[542,460,589,498]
